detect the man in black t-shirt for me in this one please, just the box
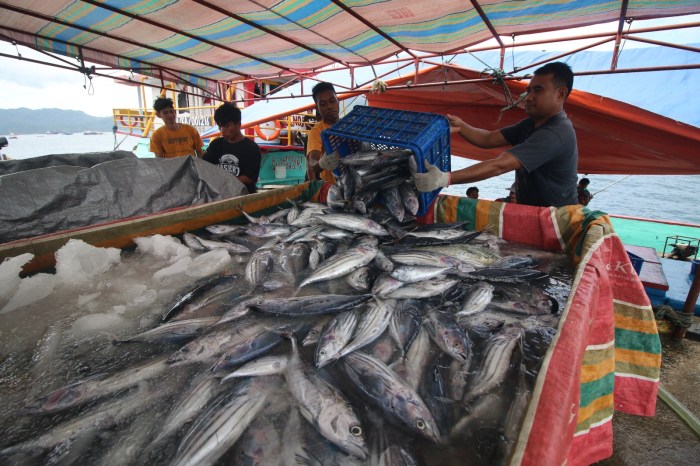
[414,62,578,207]
[203,103,261,194]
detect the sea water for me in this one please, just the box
[2,132,699,224]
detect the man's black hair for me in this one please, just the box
[312,82,336,103]
[466,186,479,196]
[535,62,574,97]
[579,177,590,186]
[153,97,174,112]
[214,102,242,126]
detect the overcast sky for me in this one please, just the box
[0,15,697,118]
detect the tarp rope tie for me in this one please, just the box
[467,51,526,118]
[654,305,693,328]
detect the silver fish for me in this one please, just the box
[299,243,378,288]
[390,326,431,391]
[425,308,472,362]
[210,327,287,372]
[381,186,405,222]
[371,273,405,297]
[384,278,459,299]
[316,213,389,236]
[25,356,170,414]
[184,232,251,254]
[163,273,240,322]
[315,309,360,368]
[168,319,265,365]
[205,224,243,235]
[161,274,240,322]
[391,265,450,283]
[236,206,270,224]
[457,282,495,317]
[373,250,395,272]
[113,317,220,344]
[2,382,174,456]
[302,315,332,347]
[245,250,274,288]
[248,294,372,316]
[345,266,371,291]
[342,351,441,443]
[337,298,396,359]
[398,182,420,216]
[245,223,295,238]
[390,250,474,270]
[172,378,274,466]
[182,232,206,251]
[284,336,368,459]
[221,355,289,380]
[464,326,524,403]
[151,374,220,445]
[389,299,423,357]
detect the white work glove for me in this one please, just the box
[413,161,450,192]
[318,151,340,171]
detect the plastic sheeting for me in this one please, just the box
[0,151,136,176]
[0,152,247,243]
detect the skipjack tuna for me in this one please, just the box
[0,151,570,466]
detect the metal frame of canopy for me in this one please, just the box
[0,1,698,104]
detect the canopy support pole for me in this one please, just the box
[673,269,700,341]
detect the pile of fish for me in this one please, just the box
[0,161,571,466]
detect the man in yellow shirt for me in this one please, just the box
[149,97,204,158]
[306,82,340,183]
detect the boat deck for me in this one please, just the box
[625,244,699,315]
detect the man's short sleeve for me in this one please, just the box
[306,124,323,155]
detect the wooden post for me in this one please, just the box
[672,269,700,341]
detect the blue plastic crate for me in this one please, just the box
[321,105,450,216]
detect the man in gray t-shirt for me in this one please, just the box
[413,61,578,208]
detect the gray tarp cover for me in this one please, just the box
[0,151,247,243]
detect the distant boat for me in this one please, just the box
[61,131,73,135]
[9,133,17,139]
[83,131,102,135]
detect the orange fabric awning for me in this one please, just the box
[367,66,700,175]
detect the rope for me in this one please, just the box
[467,51,526,116]
[591,175,631,196]
[654,305,693,328]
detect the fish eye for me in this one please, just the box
[415,419,426,430]
[319,349,326,356]
[350,425,363,437]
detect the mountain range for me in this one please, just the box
[0,108,113,135]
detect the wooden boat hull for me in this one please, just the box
[0,182,324,275]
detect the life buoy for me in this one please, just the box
[119,115,144,128]
[254,120,282,141]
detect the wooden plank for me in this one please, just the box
[625,244,661,264]
[0,183,319,275]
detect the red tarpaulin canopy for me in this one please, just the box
[367,66,700,175]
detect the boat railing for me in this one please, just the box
[114,106,314,149]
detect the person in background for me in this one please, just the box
[203,103,261,194]
[466,186,479,199]
[577,177,594,203]
[306,82,340,183]
[413,62,578,208]
[150,97,203,158]
[578,189,592,206]
[496,184,517,203]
